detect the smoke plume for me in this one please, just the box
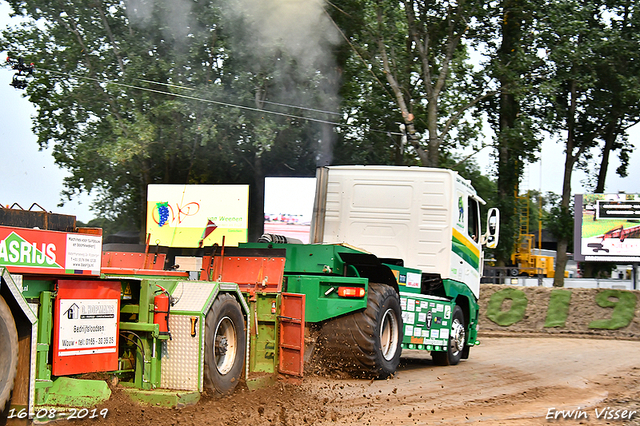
[125,0,342,166]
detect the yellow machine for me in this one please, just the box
[511,233,555,277]
[511,190,560,277]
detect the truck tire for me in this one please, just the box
[432,305,465,366]
[319,283,402,379]
[0,295,18,412]
[203,293,246,396]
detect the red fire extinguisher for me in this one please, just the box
[154,285,173,338]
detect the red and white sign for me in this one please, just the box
[53,280,120,376]
[0,225,102,275]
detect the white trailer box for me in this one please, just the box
[310,166,486,299]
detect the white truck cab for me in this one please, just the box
[310,165,499,299]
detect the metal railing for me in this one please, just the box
[482,267,545,286]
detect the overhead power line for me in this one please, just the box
[134,77,342,116]
[36,67,402,136]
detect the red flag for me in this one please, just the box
[199,219,218,247]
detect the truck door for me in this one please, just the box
[452,191,482,296]
[464,196,482,292]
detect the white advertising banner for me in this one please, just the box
[57,298,118,356]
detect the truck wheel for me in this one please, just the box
[204,293,246,396]
[319,283,402,379]
[432,305,465,366]
[0,295,18,412]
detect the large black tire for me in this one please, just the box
[432,305,466,366]
[0,295,18,412]
[319,283,403,379]
[203,293,246,396]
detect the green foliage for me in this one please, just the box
[0,0,332,233]
[86,217,137,238]
[486,0,640,265]
[331,0,493,167]
[589,290,637,330]
[3,0,637,243]
[486,288,528,326]
[536,0,640,195]
[544,200,574,252]
[544,289,572,328]
[480,0,546,265]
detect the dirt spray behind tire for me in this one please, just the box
[316,283,403,378]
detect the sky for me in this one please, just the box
[0,67,96,222]
[1,2,638,225]
[0,2,96,222]
[469,125,640,197]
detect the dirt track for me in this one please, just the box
[47,337,640,426]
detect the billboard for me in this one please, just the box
[574,193,640,262]
[0,225,102,275]
[146,184,249,248]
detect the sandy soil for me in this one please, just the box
[39,337,640,426]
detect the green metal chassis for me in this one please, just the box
[240,242,479,351]
[6,270,286,412]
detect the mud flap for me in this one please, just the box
[278,293,305,377]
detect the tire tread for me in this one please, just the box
[0,295,18,412]
[203,293,246,396]
[318,283,402,378]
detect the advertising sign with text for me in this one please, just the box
[0,225,102,275]
[53,280,121,375]
[575,194,640,262]
[146,184,249,248]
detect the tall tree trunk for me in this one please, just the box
[553,80,579,287]
[495,1,523,267]
[595,120,617,193]
[426,98,440,167]
[553,152,575,287]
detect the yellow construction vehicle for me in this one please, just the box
[510,191,559,277]
[511,233,556,277]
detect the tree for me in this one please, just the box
[2,0,231,231]
[482,0,543,267]
[1,0,340,240]
[590,1,640,193]
[217,0,343,239]
[537,0,640,286]
[330,0,496,167]
[543,193,574,257]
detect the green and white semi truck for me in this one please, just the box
[245,165,500,376]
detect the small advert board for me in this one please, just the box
[52,280,121,376]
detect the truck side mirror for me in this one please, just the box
[482,208,500,249]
